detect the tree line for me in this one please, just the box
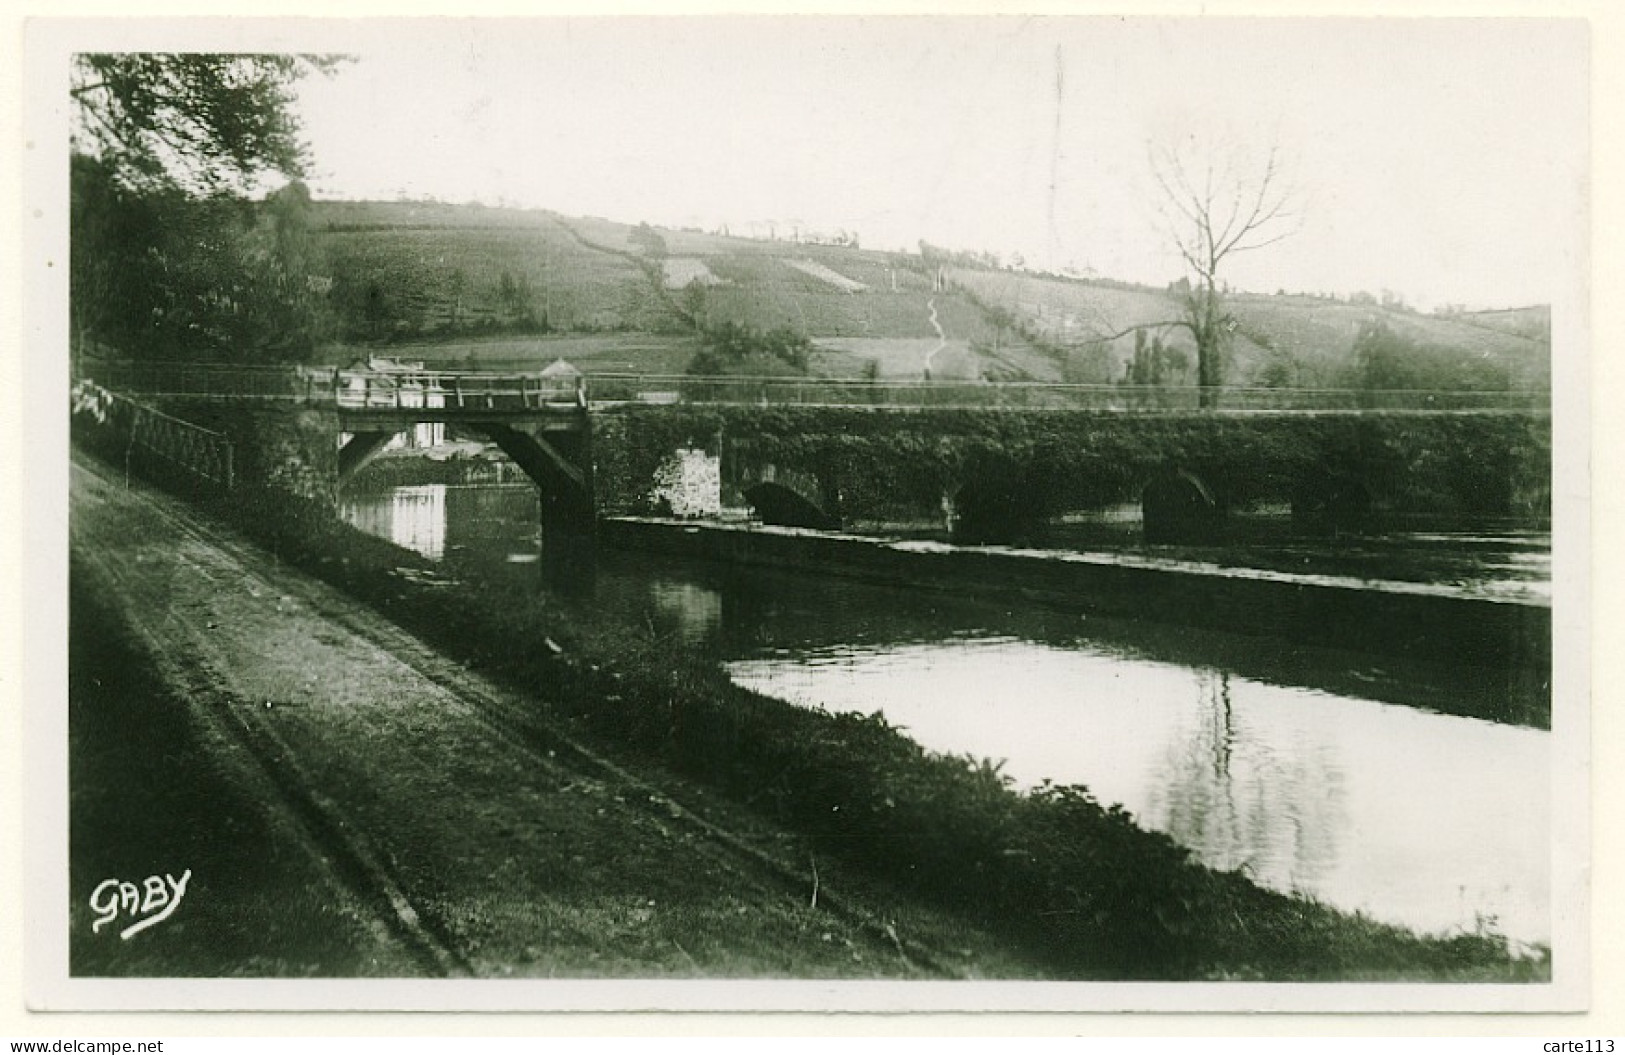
[70,54,340,364]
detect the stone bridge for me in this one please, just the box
[75,361,1551,548]
[592,402,1551,544]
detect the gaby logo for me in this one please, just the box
[89,870,192,939]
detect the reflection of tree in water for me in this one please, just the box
[1148,670,1346,896]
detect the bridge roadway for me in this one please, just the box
[77,358,1550,416]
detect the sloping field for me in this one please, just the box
[319,199,556,231]
[314,205,686,339]
[313,203,1062,379]
[783,258,869,293]
[810,338,977,380]
[696,259,932,338]
[307,201,1542,390]
[1227,296,1549,389]
[691,252,1056,377]
[662,257,725,289]
[564,214,648,255]
[946,268,1221,383]
[948,268,1547,390]
[1458,306,1550,342]
[947,268,1181,341]
[658,227,806,257]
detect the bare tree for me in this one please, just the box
[1145,136,1301,407]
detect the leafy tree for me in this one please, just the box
[1120,329,1190,387]
[70,153,162,354]
[71,52,342,192]
[494,269,541,331]
[1345,318,1511,396]
[72,156,334,361]
[680,280,710,329]
[688,321,813,376]
[71,53,345,362]
[630,221,668,257]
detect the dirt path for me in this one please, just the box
[68,456,1040,980]
[923,297,947,379]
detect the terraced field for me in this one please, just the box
[316,218,686,338]
[308,201,1546,390]
[661,257,725,289]
[782,258,869,292]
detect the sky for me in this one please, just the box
[288,17,1589,312]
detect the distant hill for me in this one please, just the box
[308,200,1549,391]
[1451,305,1552,343]
[946,268,1549,391]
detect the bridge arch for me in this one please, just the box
[1291,468,1374,536]
[736,465,840,530]
[1141,464,1222,545]
[944,478,1048,546]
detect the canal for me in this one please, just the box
[339,478,1552,950]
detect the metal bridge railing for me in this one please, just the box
[79,358,587,412]
[588,373,1551,414]
[72,380,235,490]
[82,358,309,400]
[331,370,585,412]
[75,358,1548,414]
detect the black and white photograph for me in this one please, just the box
[17,11,1594,1016]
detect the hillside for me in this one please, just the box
[307,200,1549,391]
[946,269,1550,392]
[309,201,1058,380]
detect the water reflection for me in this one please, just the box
[648,580,725,646]
[727,640,1548,945]
[1152,671,1346,900]
[338,482,1551,946]
[340,484,448,560]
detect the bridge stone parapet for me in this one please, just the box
[158,399,342,507]
[593,405,1552,543]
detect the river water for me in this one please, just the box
[339,480,1552,949]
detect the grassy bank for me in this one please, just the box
[84,446,1548,981]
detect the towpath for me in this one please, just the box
[67,454,1041,982]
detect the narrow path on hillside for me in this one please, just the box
[68,455,1043,982]
[547,216,693,326]
[923,296,948,379]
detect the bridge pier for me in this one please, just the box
[322,367,597,577]
[338,431,401,479]
[474,421,597,557]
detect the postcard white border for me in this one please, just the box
[5,0,1618,1033]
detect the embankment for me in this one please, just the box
[67,429,1549,980]
[601,517,1550,726]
